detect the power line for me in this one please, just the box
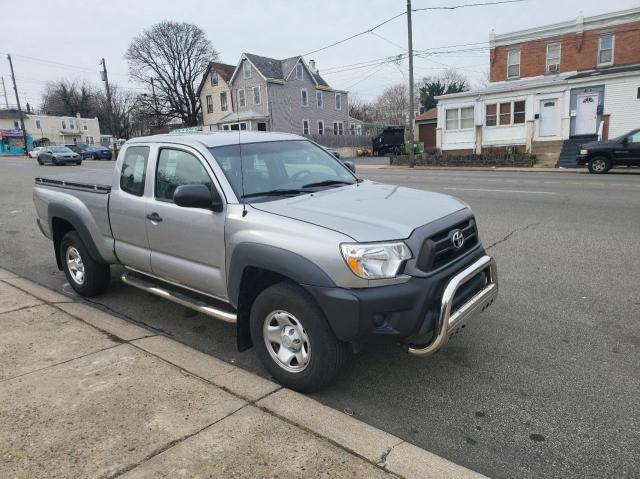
[301,11,406,56]
[413,0,525,12]
[299,0,526,57]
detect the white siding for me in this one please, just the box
[603,77,640,137]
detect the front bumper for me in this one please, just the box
[576,155,588,165]
[305,249,498,356]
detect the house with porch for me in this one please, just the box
[436,7,640,166]
[213,53,350,136]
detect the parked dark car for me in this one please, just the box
[64,143,90,159]
[372,127,405,156]
[577,129,640,174]
[84,146,113,161]
[37,146,82,166]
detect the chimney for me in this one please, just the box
[309,59,316,73]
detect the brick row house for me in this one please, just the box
[436,7,640,166]
[198,54,351,136]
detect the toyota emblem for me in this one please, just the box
[451,230,465,249]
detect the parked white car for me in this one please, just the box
[28,146,43,159]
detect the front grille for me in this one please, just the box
[416,218,478,273]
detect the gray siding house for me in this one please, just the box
[218,53,350,136]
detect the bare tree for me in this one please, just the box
[125,21,217,126]
[41,80,97,117]
[348,95,375,123]
[374,84,410,125]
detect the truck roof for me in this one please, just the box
[126,131,304,149]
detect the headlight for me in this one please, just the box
[580,149,589,155]
[340,241,412,279]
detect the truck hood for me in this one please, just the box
[250,180,468,242]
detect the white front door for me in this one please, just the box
[575,94,598,135]
[539,100,558,137]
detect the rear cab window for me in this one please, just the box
[120,146,150,196]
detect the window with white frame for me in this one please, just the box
[252,86,261,105]
[211,71,218,86]
[546,42,561,73]
[318,120,324,135]
[243,60,251,79]
[598,33,614,65]
[296,62,303,80]
[335,93,342,110]
[85,136,94,145]
[62,120,67,129]
[82,121,88,130]
[316,91,323,108]
[302,119,310,135]
[485,100,525,126]
[507,48,520,79]
[206,95,213,113]
[301,88,308,106]
[445,109,459,130]
[35,119,41,129]
[220,92,228,111]
[333,122,338,135]
[69,120,74,129]
[445,106,474,130]
[335,121,343,135]
[13,120,19,128]
[238,89,246,107]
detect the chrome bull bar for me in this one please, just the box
[408,255,498,356]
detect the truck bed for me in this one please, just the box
[35,170,113,194]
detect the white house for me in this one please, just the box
[436,7,640,166]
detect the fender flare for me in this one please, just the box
[227,243,335,308]
[48,203,106,269]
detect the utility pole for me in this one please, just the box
[150,77,159,127]
[406,0,415,168]
[7,54,29,157]
[100,58,117,156]
[1,76,9,109]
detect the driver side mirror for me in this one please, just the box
[174,184,223,212]
[621,137,629,147]
[344,160,356,173]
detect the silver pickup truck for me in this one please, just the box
[33,132,497,391]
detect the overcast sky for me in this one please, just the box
[1,0,637,110]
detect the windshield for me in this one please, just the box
[209,140,356,201]
[50,146,72,153]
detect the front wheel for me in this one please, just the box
[60,231,110,296]
[588,156,610,174]
[250,282,351,392]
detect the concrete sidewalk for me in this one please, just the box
[0,267,484,479]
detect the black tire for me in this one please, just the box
[588,156,610,174]
[250,281,351,392]
[60,231,110,296]
[75,161,82,166]
[52,157,59,166]
[37,158,43,165]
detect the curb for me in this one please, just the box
[0,266,485,479]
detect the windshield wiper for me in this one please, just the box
[242,189,309,199]
[301,180,354,188]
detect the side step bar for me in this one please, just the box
[121,271,237,323]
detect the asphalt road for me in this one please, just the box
[1,157,639,478]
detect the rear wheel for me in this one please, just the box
[60,231,110,296]
[250,281,351,392]
[588,156,610,174]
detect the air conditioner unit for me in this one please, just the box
[548,64,559,73]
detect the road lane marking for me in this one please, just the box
[443,187,557,195]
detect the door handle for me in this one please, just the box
[146,212,163,223]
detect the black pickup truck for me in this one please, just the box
[577,129,640,173]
